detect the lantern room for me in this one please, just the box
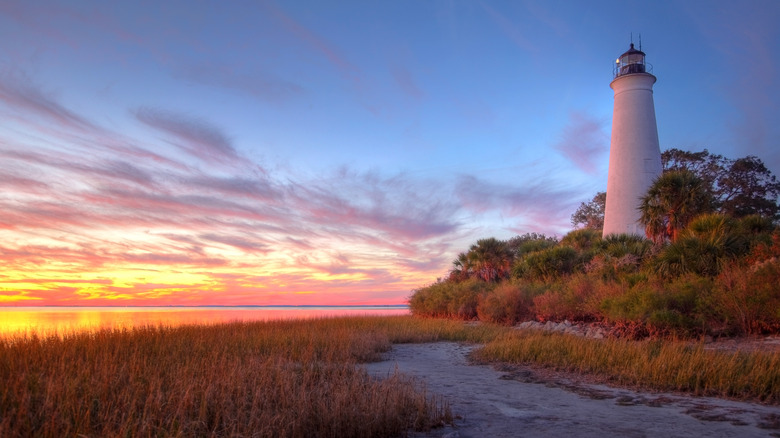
[614,43,652,78]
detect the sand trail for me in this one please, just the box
[364,342,780,438]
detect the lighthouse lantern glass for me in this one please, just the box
[615,46,647,78]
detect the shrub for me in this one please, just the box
[514,246,580,281]
[598,233,652,260]
[512,237,557,256]
[600,275,708,337]
[532,274,599,322]
[476,282,535,325]
[711,260,780,335]
[737,214,776,236]
[409,278,493,319]
[560,228,602,251]
[586,253,644,281]
[649,213,751,278]
[746,229,780,266]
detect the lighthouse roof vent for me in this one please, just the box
[614,43,653,79]
[620,42,645,58]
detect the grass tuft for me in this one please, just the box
[473,329,780,403]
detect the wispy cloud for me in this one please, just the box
[134,107,240,165]
[265,1,359,81]
[480,2,538,52]
[173,62,304,103]
[553,111,609,175]
[0,70,99,133]
[290,168,461,243]
[390,63,425,100]
[456,174,579,233]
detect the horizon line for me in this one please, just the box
[0,304,410,308]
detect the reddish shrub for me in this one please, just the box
[476,282,534,325]
[712,260,780,335]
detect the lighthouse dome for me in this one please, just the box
[614,43,651,78]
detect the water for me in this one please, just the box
[0,306,410,338]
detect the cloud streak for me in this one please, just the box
[0,70,99,133]
[135,107,240,165]
[173,62,304,103]
[554,111,609,175]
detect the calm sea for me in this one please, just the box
[0,306,410,338]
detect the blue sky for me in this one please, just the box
[0,0,778,305]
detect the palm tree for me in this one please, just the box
[638,170,712,243]
[449,251,471,282]
[650,213,752,277]
[466,238,514,282]
[448,238,514,282]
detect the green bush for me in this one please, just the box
[514,238,557,256]
[649,213,752,278]
[598,233,653,258]
[514,246,580,281]
[560,228,602,251]
[600,275,708,337]
[409,278,494,319]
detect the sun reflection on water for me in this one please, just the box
[0,306,409,338]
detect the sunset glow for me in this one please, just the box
[0,1,778,306]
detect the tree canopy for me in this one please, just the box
[571,192,606,230]
[572,149,780,237]
[662,148,780,220]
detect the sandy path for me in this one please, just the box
[364,342,780,438]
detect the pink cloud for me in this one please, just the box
[0,173,50,193]
[184,175,281,202]
[198,233,270,254]
[122,253,227,266]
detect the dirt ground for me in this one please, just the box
[364,342,780,438]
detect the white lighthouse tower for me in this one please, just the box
[603,42,663,237]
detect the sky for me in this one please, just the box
[1,0,778,306]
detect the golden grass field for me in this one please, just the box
[1,316,777,437]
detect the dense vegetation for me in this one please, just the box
[411,150,780,337]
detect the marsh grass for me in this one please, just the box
[0,316,492,438]
[3,315,778,437]
[473,329,780,403]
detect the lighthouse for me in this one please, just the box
[602,42,663,237]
